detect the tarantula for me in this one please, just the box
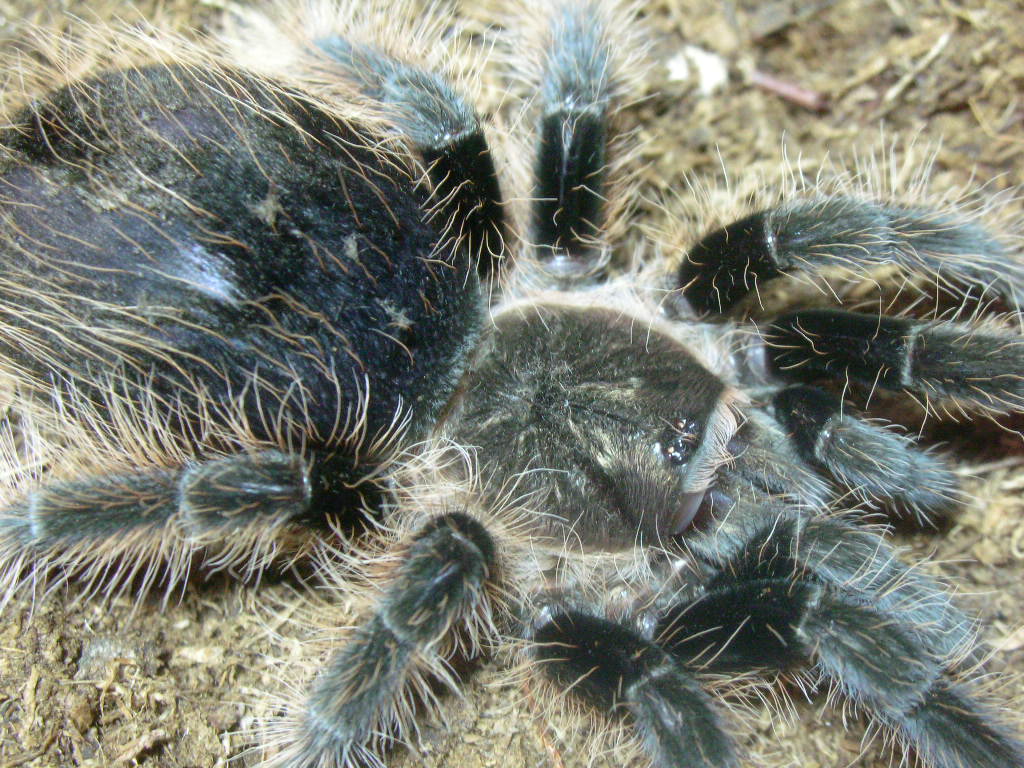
[1,1,1022,767]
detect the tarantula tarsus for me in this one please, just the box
[1,1,1023,767]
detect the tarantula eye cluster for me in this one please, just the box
[661,418,701,466]
[0,2,1022,768]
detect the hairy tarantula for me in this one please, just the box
[1,1,1023,767]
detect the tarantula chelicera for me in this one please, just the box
[1,1,1023,767]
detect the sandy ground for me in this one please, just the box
[0,1,1023,767]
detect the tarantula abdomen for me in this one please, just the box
[0,60,485,584]
[0,63,481,463]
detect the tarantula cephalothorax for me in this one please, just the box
[1,1,1023,767]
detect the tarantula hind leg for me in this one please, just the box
[761,308,1024,415]
[667,513,1024,768]
[677,196,1023,314]
[0,450,320,606]
[311,33,506,274]
[280,511,498,768]
[528,604,736,768]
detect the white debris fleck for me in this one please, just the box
[666,52,690,82]
[666,45,729,96]
[167,242,240,304]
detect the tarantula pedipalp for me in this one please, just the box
[0,1,1023,767]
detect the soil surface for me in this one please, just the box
[0,1,1022,768]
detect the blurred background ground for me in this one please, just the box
[0,0,1023,767]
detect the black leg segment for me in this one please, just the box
[533,111,607,258]
[765,309,912,389]
[420,132,506,271]
[0,451,315,604]
[530,3,614,273]
[532,607,735,768]
[678,196,1020,314]
[771,385,959,519]
[678,211,780,314]
[660,516,1024,768]
[315,36,507,273]
[295,512,496,766]
[764,309,1024,412]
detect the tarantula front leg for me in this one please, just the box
[703,394,956,522]
[767,384,961,519]
[528,600,736,768]
[664,512,1024,768]
[762,308,1024,415]
[700,473,974,660]
[678,196,1023,314]
[284,511,497,768]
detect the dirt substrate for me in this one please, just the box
[1,1,1023,767]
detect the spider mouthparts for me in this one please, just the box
[664,490,704,537]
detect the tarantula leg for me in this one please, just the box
[530,2,615,276]
[530,606,736,768]
[770,384,960,520]
[710,408,833,510]
[677,196,1021,314]
[794,515,977,660]
[0,451,314,605]
[293,511,496,767]
[314,37,506,271]
[660,593,1024,768]
[660,516,1024,768]
[762,308,1024,414]
[694,505,975,661]
[667,516,963,666]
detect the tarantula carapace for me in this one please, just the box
[0,2,1022,767]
